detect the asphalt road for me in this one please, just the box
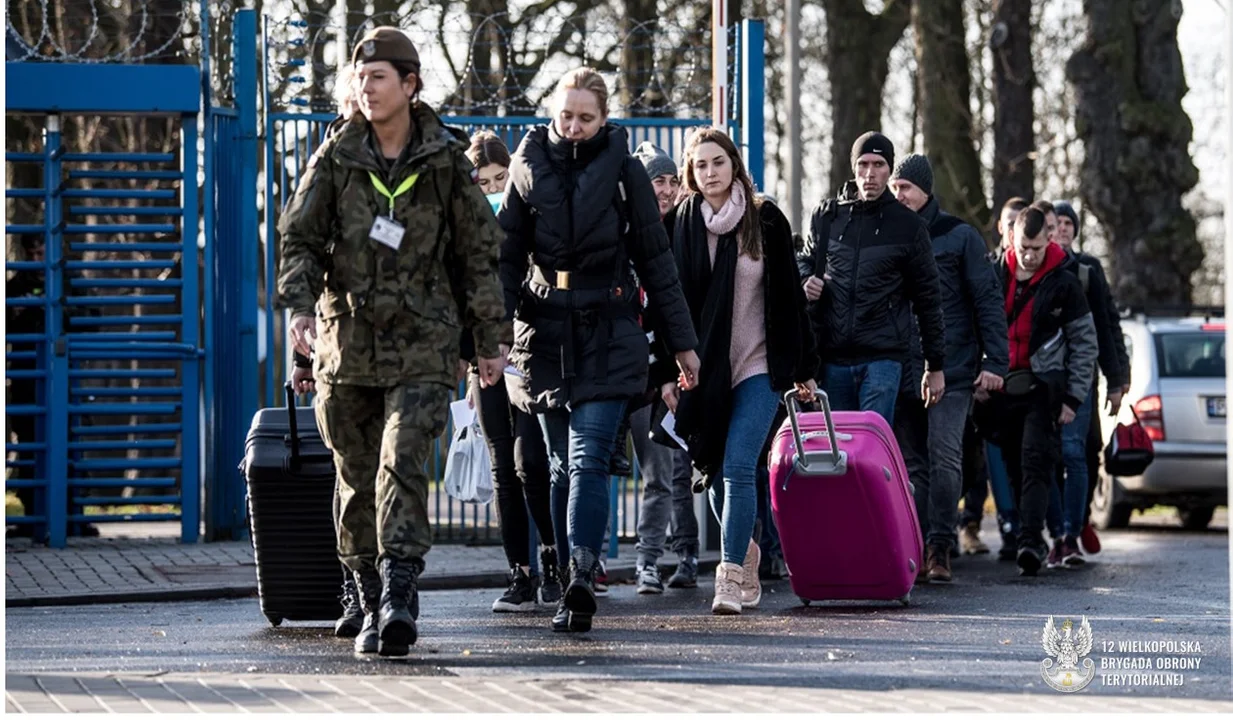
[7,518,1231,703]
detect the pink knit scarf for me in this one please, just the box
[700,181,746,237]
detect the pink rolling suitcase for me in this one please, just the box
[768,389,923,606]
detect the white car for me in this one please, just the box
[1091,314,1227,530]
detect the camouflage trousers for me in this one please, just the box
[315,380,450,573]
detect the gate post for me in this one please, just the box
[739,19,765,193]
[43,114,69,549]
[206,8,259,540]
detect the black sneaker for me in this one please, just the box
[1016,546,1043,577]
[539,548,563,605]
[492,567,537,613]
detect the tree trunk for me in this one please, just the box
[1066,0,1201,307]
[820,0,911,199]
[914,0,990,232]
[622,0,667,116]
[989,0,1034,217]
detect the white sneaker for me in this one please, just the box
[740,539,762,608]
[711,562,743,615]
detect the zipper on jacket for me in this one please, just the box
[845,211,865,341]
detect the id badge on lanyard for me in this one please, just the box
[368,171,419,251]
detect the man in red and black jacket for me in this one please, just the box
[976,207,1098,577]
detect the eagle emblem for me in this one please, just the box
[362,40,376,59]
[1041,615,1096,692]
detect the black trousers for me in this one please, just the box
[994,389,1061,554]
[469,371,554,568]
[960,416,989,527]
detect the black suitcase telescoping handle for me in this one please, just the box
[783,388,848,489]
[285,380,302,466]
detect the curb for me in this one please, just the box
[7,558,724,608]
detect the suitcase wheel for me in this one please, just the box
[897,593,911,607]
[265,614,283,627]
[799,597,811,607]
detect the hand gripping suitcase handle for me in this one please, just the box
[783,388,848,487]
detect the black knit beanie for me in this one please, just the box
[850,131,895,171]
[1053,200,1080,240]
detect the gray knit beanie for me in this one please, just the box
[891,153,934,196]
[633,141,678,180]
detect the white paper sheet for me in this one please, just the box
[660,411,689,452]
[449,399,475,430]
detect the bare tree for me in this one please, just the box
[1067,0,1202,307]
[913,0,989,230]
[817,0,911,197]
[989,0,1034,217]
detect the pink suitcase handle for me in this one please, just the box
[783,388,848,488]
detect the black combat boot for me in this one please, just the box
[609,417,632,477]
[539,547,563,605]
[352,566,382,654]
[334,568,364,638]
[378,557,422,656]
[560,546,599,633]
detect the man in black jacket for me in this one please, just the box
[1039,200,1128,563]
[977,207,1098,576]
[798,132,945,424]
[889,154,1009,583]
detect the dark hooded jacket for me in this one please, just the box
[497,123,697,411]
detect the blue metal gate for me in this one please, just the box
[5,63,204,548]
[200,10,767,547]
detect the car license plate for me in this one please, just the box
[1207,396,1226,418]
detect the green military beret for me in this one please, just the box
[351,27,420,73]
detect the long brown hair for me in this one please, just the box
[682,127,761,259]
[466,130,511,170]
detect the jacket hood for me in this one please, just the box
[1005,239,1069,284]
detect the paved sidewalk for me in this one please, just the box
[8,672,1231,713]
[5,533,720,608]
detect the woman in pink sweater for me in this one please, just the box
[656,129,819,615]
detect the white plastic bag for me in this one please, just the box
[443,399,494,504]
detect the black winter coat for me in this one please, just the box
[1069,250,1129,390]
[798,182,946,372]
[651,195,817,477]
[497,123,697,412]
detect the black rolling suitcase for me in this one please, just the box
[242,382,342,626]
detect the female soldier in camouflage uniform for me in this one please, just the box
[276,27,509,657]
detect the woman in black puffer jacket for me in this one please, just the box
[497,67,699,634]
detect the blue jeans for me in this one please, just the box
[539,399,628,560]
[1047,386,1095,538]
[986,441,1019,539]
[822,360,903,424]
[706,375,782,566]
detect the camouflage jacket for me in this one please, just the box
[276,103,509,388]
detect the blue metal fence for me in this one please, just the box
[6,7,766,549]
[5,64,204,548]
